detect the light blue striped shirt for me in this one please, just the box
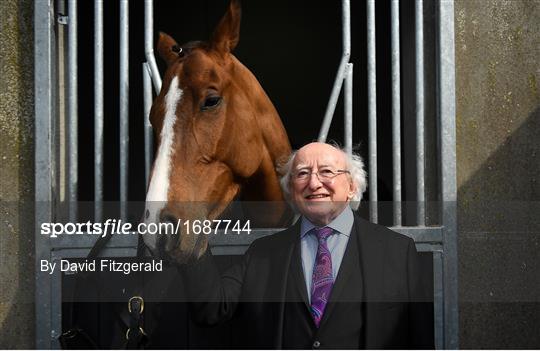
[300,206,354,302]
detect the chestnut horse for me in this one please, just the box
[143,0,291,263]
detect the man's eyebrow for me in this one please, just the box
[294,163,334,170]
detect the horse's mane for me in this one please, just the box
[176,40,208,55]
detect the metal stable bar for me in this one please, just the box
[344,63,353,155]
[58,0,66,208]
[438,0,459,347]
[145,0,162,93]
[58,0,67,208]
[143,63,154,186]
[367,0,378,223]
[120,0,129,221]
[68,0,78,222]
[341,0,351,151]
[318,0,351,143]
[94,0,104,222]
[391,0,402,226]
[415,0,426,226]
[433,250,444,349]
[35,1,55,347]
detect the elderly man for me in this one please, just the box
[181,142,433,349]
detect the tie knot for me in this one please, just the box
[313,226,333,241]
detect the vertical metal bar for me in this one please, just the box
[416,0,426,226]
[318,0,351,142]
[68,0,78,222]
[58,0,67,209]
[120,0,129,221]
[433,251,444,349]
[341,0,351,68]
[438,0,458,348]
[50,255,63,348]
[344,63,353,155]
[35,0,55,347]
[367,0,378,223]
[94,0,104,222]
[391,0,402,226]
[143,63,154,187]
[145,0,162,93]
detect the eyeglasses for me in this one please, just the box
[292,169,350,183]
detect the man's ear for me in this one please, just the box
[348,181,357,200]
[157,32,180,66]
[210,0,241,57]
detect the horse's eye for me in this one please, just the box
[201,96,222,111]
[171,45,184,58]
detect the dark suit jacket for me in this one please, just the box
[181,214,434,349]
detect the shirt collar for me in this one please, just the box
[300,206,354,238]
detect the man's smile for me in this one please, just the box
[305,194,330,200]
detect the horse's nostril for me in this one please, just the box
[159,211,177,225]
[145,209,150,219]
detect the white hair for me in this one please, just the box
[278,144,367,211]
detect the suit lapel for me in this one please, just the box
[269,220,300,349]
[355,216,385,348]
[289,238,310,308]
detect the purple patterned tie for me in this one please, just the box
[310,226,334,328]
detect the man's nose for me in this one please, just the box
[308,172,323,189]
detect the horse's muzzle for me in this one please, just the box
[156,211,208,264]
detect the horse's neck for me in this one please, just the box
[230,57,293,225]
[240,144,292,225]
[231,56,291,162]
[242,145,283,201]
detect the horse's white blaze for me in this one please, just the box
[143,77,183,249]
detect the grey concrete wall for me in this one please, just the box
[455,0,539,348]
[0,0,35,348]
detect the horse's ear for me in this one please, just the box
[157,32,180,66]
[210,0,241,56]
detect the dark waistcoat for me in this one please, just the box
[282,232,364,349]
